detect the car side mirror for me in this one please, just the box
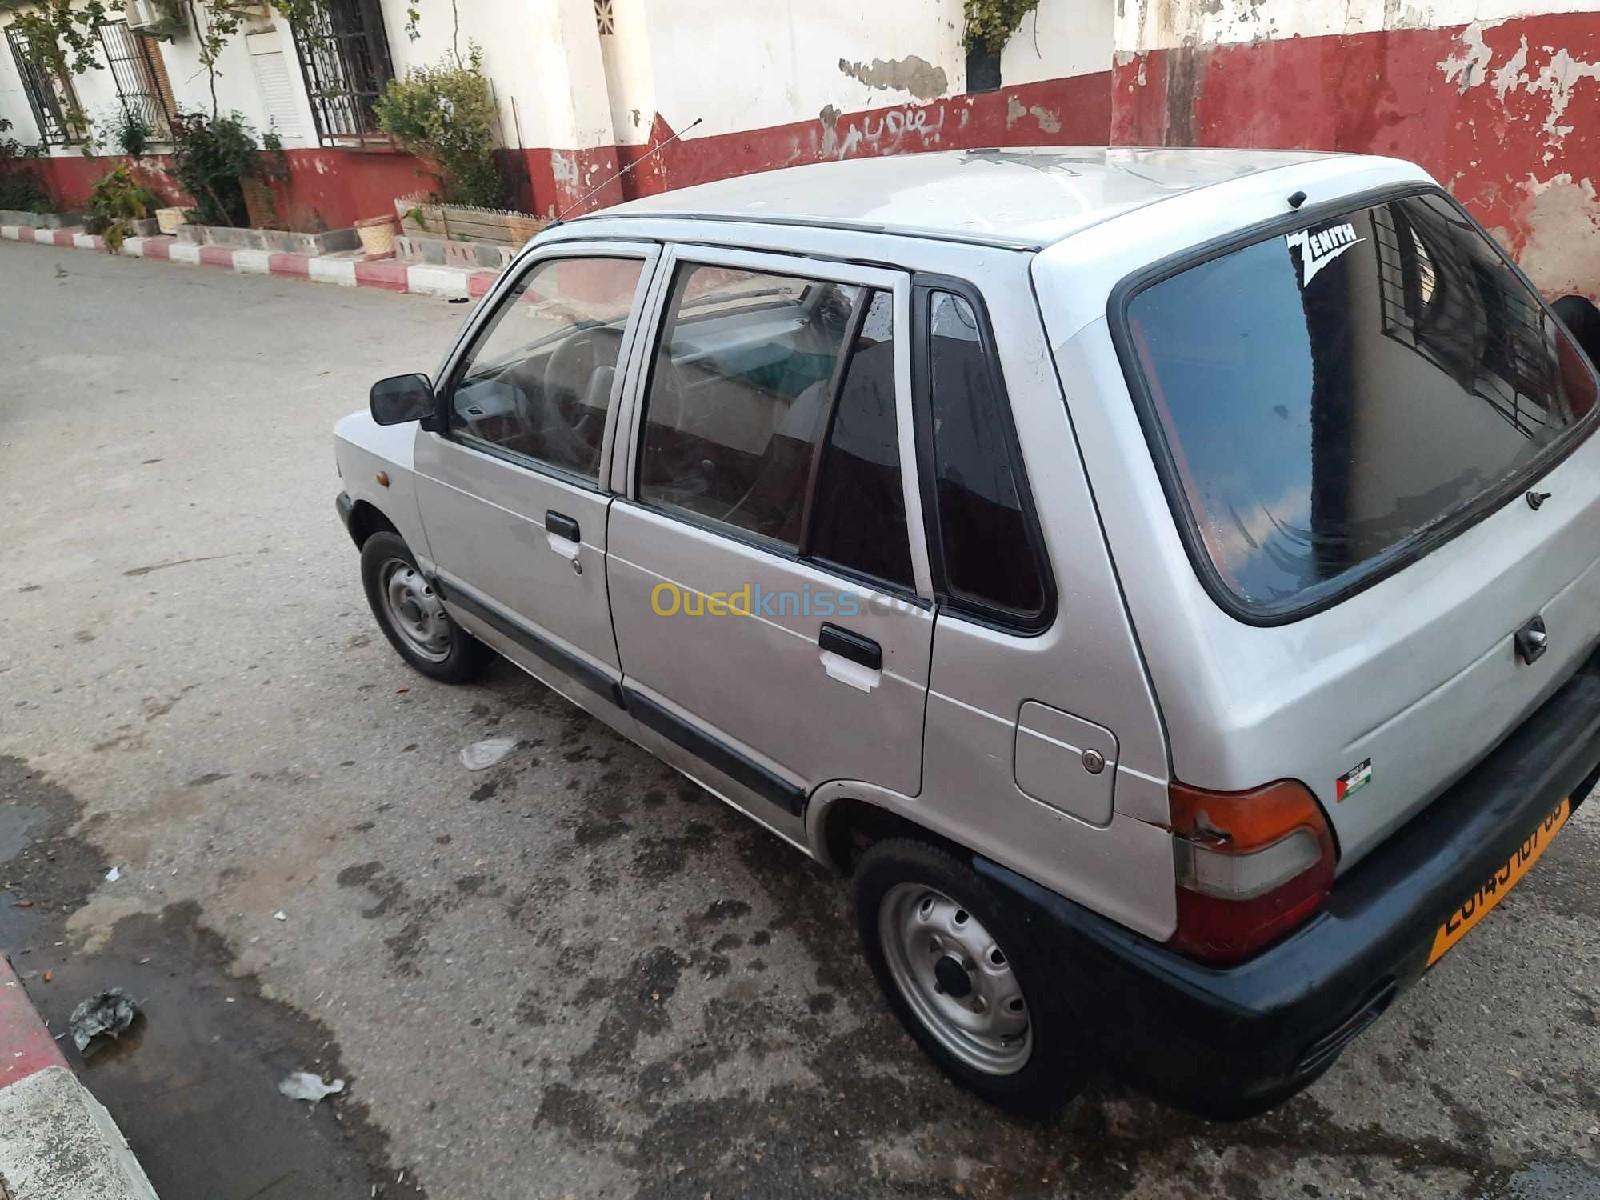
[370,373,437,426]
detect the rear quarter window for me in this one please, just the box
[1121,190,1599,619]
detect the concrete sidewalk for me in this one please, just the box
[0,956,158,1200]
[0,222,503,300]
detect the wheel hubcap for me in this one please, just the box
[378,559,451,662]
[878,882,1032,1076]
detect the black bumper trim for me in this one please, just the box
[335,492,356,544]
[978,649,1600,1119]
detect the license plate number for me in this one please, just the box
[1427,797,1571,966]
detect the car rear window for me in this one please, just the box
[1125,191,1598,617]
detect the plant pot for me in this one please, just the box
[156,207,187,235]
[355,214,398,258]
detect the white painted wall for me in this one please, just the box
[1117,0,1600,53]
[633,0,968,141]
[0,0,1109,161]
[386,0,614,152]
[0,5,291,153]
[1001,0,1114,85]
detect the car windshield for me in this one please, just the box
[1125,191,1599,615]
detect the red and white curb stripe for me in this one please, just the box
[0,955,159,1199]
[0,224,501,300]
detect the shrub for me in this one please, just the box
[110,108,155,158]
[374,47,505,209]
[0,117,55,213]
[85,164,158,252]
[169,110,261,227]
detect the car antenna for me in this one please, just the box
[549,117,705,227]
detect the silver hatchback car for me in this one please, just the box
[336,147,1600,1116]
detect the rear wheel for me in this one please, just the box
[360,531,489,684]
[852,838,1087,1116]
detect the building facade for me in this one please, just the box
[1,0,1595,295]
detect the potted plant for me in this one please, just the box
[354,213,399,258]
[84,164,159,252]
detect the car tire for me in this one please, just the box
[852,838,1087,1117]
[360,531,489,684]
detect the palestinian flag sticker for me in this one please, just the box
[1336,758,1373,802]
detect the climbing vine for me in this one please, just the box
[962,0,1040,50]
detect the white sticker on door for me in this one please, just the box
[1287,222,1364,288]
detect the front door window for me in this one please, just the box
[451,256,643,483]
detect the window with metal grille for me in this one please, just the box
[289,0,395,146]
[95,21,175,141]
[5,25,83,146]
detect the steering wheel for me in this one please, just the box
[543,330,603,432]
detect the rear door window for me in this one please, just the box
[638,264,858,549]
[926,290,1049,625]
[1124,191,1599,617]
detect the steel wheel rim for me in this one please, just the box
[878,882,1033,1076]
[379,558,451,662]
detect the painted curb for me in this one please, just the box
[0,956,160,1200]
[3,222,490,300]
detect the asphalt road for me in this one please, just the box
[2,241,1598,1200]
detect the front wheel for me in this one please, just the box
[853,838,1087,1116]
[360,531,489,684]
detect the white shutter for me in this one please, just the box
[246,32,305,146]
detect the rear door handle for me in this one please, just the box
[819,623,881,671]
[546,510,580,542]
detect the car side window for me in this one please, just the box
[927,290,1047,620]
[449,256,643,482]
[804,291,914,589]
[638,264,861,549]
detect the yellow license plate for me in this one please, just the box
[1427,797,1571,966]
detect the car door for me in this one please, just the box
[606,245,935,840]
[414,242,659,705]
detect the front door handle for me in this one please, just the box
[819,623,881,671]
[546,510,580,542]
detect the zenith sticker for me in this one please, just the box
[1336,758,1373,802]
[1287,222,1365,288]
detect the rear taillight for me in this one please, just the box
[1166,779,1337,964]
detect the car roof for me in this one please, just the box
[579,147,1348,249]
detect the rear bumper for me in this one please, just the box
[979,649,1600,1119]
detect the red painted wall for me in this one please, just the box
[31,146,436,231]
[26,72,1111,230]
[1110,12,1600,298]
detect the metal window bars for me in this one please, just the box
[289,0,395,147]
[1372,199,1563,440]
[5,25,83,146]
[95,21,174,142]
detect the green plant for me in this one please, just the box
[0,117,54,213]
[374,46,505,209]
[110,108,156,158]
[963,0,1040,50]
[169,109,262,227]
[85,164,158,252]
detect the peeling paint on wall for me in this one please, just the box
[1438,21,1495,92]
[1004,95,1065,133]
[1113,10,1600,298]
[837,54,950,101]
[1514,174,1600,300]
